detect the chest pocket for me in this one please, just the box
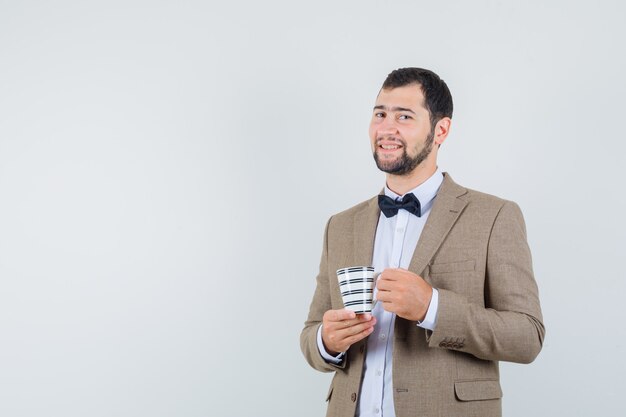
[429,259,475,275]
[428,259,477,296]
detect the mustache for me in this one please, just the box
[375,137,406,146]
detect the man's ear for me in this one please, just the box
[434,117,452,146]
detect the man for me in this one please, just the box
[300,67,545,417]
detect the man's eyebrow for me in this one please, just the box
[373,105,416,114]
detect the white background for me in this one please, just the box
[1,1,624,416]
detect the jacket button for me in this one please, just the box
[351,393,357,402]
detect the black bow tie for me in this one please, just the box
[378,193,422,218]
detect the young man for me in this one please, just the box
[300,68,545,417]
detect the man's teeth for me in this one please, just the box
[381,144,400,150]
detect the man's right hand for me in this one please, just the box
[321,309,377,355]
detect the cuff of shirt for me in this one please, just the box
[316,324,345,364]
[416,288,439,330]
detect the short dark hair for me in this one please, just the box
[382,67,453,127]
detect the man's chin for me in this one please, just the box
[374,154,402,172]
[375,152,399,164]
[375,162,406,174]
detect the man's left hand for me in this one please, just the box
[376,268,433,321]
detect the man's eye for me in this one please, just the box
[375,112,385,118]
[398,114,411,120]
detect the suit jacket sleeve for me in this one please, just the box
[300,216,347,372]
[427,200,546,363]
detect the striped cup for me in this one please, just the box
[336,266,376,314]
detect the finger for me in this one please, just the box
[376,291,389,302]
[324,316,366,333]
[326,308,356,322]
[380,300,397,314]
[377,279,394,291]
[379,269,401,281]
[335,314,374,330]
[326,317,377,352]
[360,313,373,321]
[376,291,392,303]
[386,268,416,279]
[376,280,398,294]
[383,267,403,272]
[341,325,375,347]
[334,318,377,339]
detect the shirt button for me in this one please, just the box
[380,333,386,340]
[376,369,382,376]
[374,407,380,414]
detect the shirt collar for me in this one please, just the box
[383,167,444,209]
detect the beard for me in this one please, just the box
[373,129,435,176]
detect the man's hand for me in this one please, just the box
[376,268,433,321]
[321,309,377,355]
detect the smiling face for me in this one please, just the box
[369,84,438,176]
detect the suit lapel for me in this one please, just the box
[407,173,468,279]
[351,194,382,267]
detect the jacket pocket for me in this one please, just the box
[429,259,475,275]
[454,379,502,401]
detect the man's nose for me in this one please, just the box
[377,117,399,135]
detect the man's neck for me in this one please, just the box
[386,164,438,196]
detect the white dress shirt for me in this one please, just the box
[316,168,444,417]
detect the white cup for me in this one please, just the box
[336,266,376,314]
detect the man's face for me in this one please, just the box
[369,84,435,176]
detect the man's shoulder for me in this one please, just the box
[463,186,508,207]
[453,178,524,222]
[448,174,517,211]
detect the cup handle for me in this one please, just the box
[372,272,381,307]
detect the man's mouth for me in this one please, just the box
[377,140,404,153]
[379,144,402,150]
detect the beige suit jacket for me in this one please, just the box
[300,173,545,417]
